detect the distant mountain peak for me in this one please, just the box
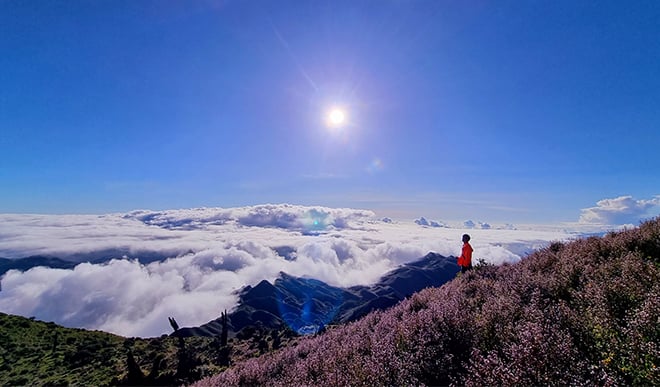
[174,252,459,337]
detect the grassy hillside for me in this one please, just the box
[0,311,299,386]
[195,217,660,386]
[0,313,126,386]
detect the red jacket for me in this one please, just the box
[458,242,473,267]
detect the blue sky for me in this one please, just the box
[1,0,659,223]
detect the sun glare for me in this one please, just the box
[326,108,346,127]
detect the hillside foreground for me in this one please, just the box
[196,218,660,386]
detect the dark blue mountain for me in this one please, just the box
[174,252,458,337]
[0,256,78,277]
[0,249,180,278]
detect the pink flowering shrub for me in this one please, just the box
[194,218,660,386]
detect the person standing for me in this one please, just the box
[457,234,473,273]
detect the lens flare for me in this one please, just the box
[367,157,384,174]
[276,280,344,335]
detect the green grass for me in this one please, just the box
[0,312,298,386]
[0,313,125,386]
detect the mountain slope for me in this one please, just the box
[0,312,234,386]
[0,312,126,386]
[0,256,78,276]
[174,252,459,337]
[195,217,660,386]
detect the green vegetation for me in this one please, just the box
[0,313,125,386]
[0,311,298,386]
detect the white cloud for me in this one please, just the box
[463,220,492,229]
[124,204,375,234]
[579,195,660,225]
[414,217,447,228]
[0,204,580,337]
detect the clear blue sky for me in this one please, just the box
[1,1,659,223]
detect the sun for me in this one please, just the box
[329,109,345,125]
[326,107,346,127]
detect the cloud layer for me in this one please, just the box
[0,204,586,337]
[579,196,660,225]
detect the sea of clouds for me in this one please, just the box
[0,198,656,338]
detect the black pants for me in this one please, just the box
[461,264,473,274]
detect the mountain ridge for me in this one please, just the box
[0,256,79,276]
[174,252,459,337]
